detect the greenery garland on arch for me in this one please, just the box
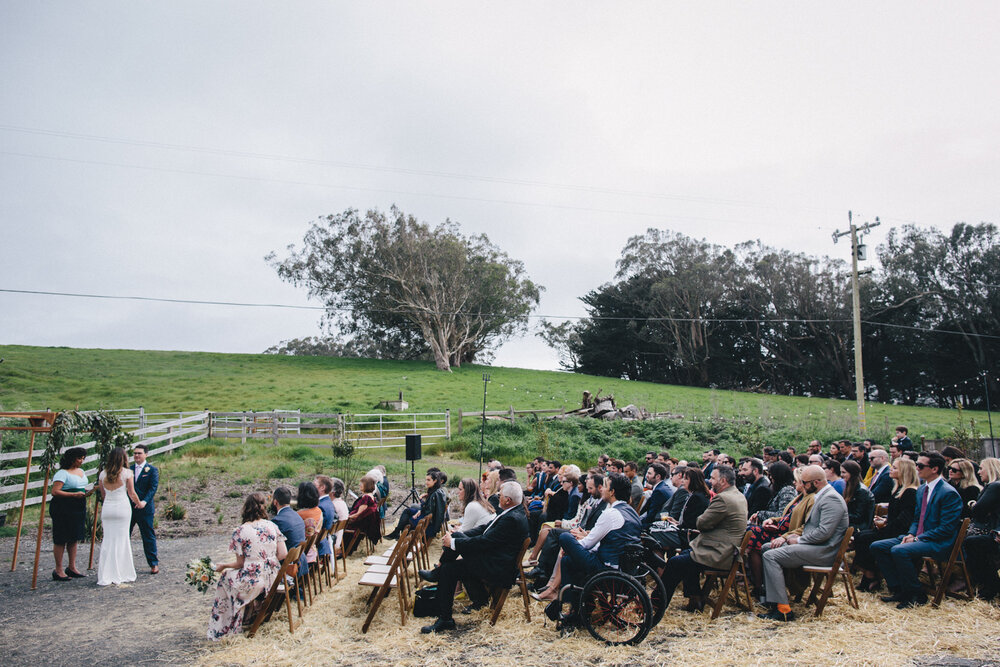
[38,411,134,474]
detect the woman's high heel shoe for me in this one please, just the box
[52,570,71,581]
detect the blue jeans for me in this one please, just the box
[871,536,948,594]
[558,531,605,591]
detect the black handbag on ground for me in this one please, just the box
[413,586,438,617]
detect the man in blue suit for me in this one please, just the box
[639,463,672,528]
[271,486,308,580]
[872,451,962,608]
[867,447,894,504]
[129,445,159,574]
[314,475,337,560]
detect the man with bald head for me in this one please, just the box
[759,465,848,622]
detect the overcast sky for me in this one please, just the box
[2,2,998,370]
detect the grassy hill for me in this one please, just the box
[0,344,981,445]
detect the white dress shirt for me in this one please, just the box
[580,500,626,552]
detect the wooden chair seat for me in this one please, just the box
[359,570,399,586]
[921,518,973,607]
[801,526,857,616]
[702,531,753,620]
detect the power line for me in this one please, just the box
[0,123,838,215]
[0,150,812,230]
[4,287,1000,340]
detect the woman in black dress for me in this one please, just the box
[855,457,919,592]
[49,447,93,581]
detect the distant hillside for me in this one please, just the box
[0,344,979,441]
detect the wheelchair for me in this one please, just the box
[554,538,667,645]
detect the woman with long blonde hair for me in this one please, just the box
[966,458,1000,600]
[97,447,144,585]
[855,456,919,592]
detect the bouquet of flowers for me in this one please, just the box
[185,556,219,593]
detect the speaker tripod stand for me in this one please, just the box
[393,458,422,515]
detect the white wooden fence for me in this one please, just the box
[0,412,209,512]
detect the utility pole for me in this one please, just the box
[833,211,880,437]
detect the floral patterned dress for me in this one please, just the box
[207,519,285,640]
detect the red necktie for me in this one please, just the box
[916,486,930,535]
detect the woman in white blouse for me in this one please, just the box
[457,478,495,532]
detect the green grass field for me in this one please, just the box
[0,344,981,444]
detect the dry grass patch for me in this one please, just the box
[200,542,1000,667]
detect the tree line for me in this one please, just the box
[266,207,997,408]
[540,223,999,409]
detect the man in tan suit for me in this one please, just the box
[658,465,748,612]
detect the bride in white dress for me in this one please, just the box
[97,447,144,586]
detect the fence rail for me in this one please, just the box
[0,412,209,512]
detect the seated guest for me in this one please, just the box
[457,478,495,532]
[872,451,963,608]
[625,461,644,508]
[965,458,1000,600]
[848,442,871,478]
[488,468,517,511]
[527,474,606,587]
[752,462,797,525]
[662,467,690,520]
[658,465,748,612]
[482,470,501,512]
[270,486,307,576]
[892,426,913,453]
[855,457,918,592]
[208,493,288,640]
[386,470,447,541]
[639,463,672,528]
[746,467,815,598]
[867,447,894,504]
[418,481,529,633]
[554,473,642,623]
[296,481,323,566]
[343,474,382,554]
[940,446,966,467]
[649,467,710,553]
[794,454,810,469]
[948,458,982,518]
[372,465,389,521]
[759,465,849,621]
[314,476,337,559]
[740,458,773,516]
[330,478,350,549]
[823,459,845,495]
[842,461,875,530]
[528,461,562,536]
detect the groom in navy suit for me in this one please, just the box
[872,451,962,608]
[130,444,159,574]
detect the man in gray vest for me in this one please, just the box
[760,464,848,621]
[554,472,641,623]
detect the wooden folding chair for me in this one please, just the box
[487,537,532,626]
[331,519,348,579]
[377,495,388,537]
[702,531,753,620]
[245,543,304,638]
[364,526,413,605]
[312,526,331,593]
[366,525,419,589]
[923,518,973,607]
[360,529,413,633]
[298,533,319,607]
[802,526,858,617]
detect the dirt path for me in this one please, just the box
[0,532,229,667]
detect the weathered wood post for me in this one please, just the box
[11,429,37,571]
[445,409,451,439]
[509,405,515,425]
[271,411,279,448]
[241,412,247,444]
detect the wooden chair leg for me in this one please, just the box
[842,570,859,609]
[813,572,837,617]
[805,573,823,606]
[489,589,510,626]
[519,577,532,621]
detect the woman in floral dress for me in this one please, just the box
[208,493,287,640]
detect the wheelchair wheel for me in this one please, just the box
[580,571,653,645]
[634,562,667,628]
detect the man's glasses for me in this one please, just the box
[915,462,928,469]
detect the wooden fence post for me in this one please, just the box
[271,412,279,447]
[168,425,175,448]
[509,405,515,425]
[241,412,247,444]
[11,430,36,571]
[458,410,463,435]
[139,406,146,432]
[445,409,451,439]
[205,410,212,439]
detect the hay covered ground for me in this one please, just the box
[202,540,1000,667]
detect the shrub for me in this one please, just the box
[267,463,297,479]
[281,445,322,461]
[234,476,254,485]
[163,502,186,521]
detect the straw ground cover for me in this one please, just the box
[200,540,1000,667]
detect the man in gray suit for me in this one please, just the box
[759,465,848,621]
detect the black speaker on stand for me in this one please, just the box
[393,434,422,514]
